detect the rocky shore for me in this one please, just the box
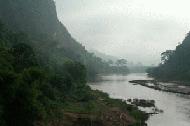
[127,99,155,108]
[43,90,149,126]
[126,99,163,115]
[62,108,135,126]
[129,80,190,95]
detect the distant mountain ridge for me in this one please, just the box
[89,49,118,62]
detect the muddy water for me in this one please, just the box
[89,73,190,126]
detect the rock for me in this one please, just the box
[131,99,155,107]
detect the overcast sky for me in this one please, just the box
[55,0,190,65]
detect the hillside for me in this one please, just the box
[0,0,115,78]
[0,0,87,53]
[148,32,190,81]
[89,49,118,62]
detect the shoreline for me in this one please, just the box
[129,80,190,95]
[60,90,149,126]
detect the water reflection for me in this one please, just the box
[89,73,190,126]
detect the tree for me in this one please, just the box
[10,43,37,71]
[4,68,46,126]
[161,50,174,64]
[107,60,114,66]
[116,59,127,66]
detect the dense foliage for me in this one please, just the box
[0,0,131,125]
[147,32,190,81]
[0,23,95,125]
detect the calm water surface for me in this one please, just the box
[89,73,190,126]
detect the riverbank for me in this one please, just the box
[46,90,149,126]
[89,74,190,126]
[129,80,190,95]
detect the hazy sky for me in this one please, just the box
[55,0,190,65]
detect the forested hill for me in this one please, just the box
[148,32,190,81]
[0,0,127,77]
[0,0,82,51]
[0,0,86,59]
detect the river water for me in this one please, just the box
[89,73,190,126]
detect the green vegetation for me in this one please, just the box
[0,25,92,125]
[0,0,145,126]
[62,90,148,126]
[147,32,190,82]
[0,27,146,125]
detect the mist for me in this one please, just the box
[55,0,190,65]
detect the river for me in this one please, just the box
[89,73,190,126]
